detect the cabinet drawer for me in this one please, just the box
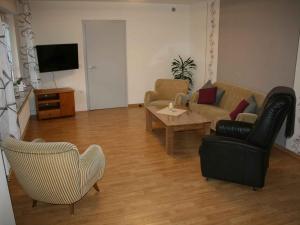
[38,109,61,120]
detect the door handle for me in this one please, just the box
[88,65,96,70]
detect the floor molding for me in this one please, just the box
[274,144,300,160]
[128,103,144,108]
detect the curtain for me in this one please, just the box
[0,17,21,174]
[16,0,40,88]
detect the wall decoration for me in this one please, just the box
[16,0,40,88]
[205,0,219,83]
[0,19,21,175]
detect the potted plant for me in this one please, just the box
[171,56,196,92]
[13,78,23,98]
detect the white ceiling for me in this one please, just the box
[32,0,203,4]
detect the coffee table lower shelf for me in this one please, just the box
[145,106,211,155]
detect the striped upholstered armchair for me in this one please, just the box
[1,137,105,214]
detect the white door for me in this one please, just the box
[83,20,127,110]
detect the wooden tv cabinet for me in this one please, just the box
[34,88,75,120]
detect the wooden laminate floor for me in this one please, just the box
[8,107,300,225]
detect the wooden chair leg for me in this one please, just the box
[93,182,100,192]
[32,200,37,208]
[69,204,75,215]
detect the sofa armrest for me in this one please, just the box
[79,145,105,189]
[32,138,45,143]
[236,113,258,124]
[216,120,253,140]
[144,91,159,107]
[174,93,188,106]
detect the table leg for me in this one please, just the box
[204,124,211,135]
[166,127,174,154]
[146,109,152,131]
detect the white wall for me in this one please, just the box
[0,152,16,225]
[30,1,191,111]
[190,1,207,91]
[286,36,300,154]
[6,14,22,80]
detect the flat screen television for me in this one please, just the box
[36,44,79,73]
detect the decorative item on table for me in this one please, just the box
[13,77,23,98]
[13,77,26,92]
[171,55,196,93]
[18,80,26,92]
[157,107,187,117]
[168,102,175,112]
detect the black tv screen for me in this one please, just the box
[36,44,79,73]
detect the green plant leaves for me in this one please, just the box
[171,55,196,91]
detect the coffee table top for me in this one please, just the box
[146,106,211,127]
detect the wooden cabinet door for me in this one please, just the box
[60,92,75,117]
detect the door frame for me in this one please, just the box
[82,20,128,110]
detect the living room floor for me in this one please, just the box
[8,107,300,225]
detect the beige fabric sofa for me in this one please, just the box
[1,137,105,214]
[189,82,265,129]
[144,79,189,107]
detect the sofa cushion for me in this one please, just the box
[244,95,257,113]
[190,103,230,129]
[198,87,217,104]
[230,99,249,120]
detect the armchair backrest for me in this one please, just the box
[247,87,296,150]
[1,137,82,204]
[155,79,189,100]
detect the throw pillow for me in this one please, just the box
[198,87,217,105]
[230,99,249,120]
[244,95,257,114]
[200,80,225,105]
[202,80,213,89]
[215,89,225,106]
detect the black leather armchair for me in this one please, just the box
[199,87,296,189]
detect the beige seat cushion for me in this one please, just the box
[189,103,230,129]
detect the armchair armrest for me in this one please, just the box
[174,92,188,106]
[144,91,159,107]
[216,120,253,140]
[79,145,105,191]
[199,135,267,188]
[32,138,45,143]
[236,113,258,124]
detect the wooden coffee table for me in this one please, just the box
[145,106,211,154]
